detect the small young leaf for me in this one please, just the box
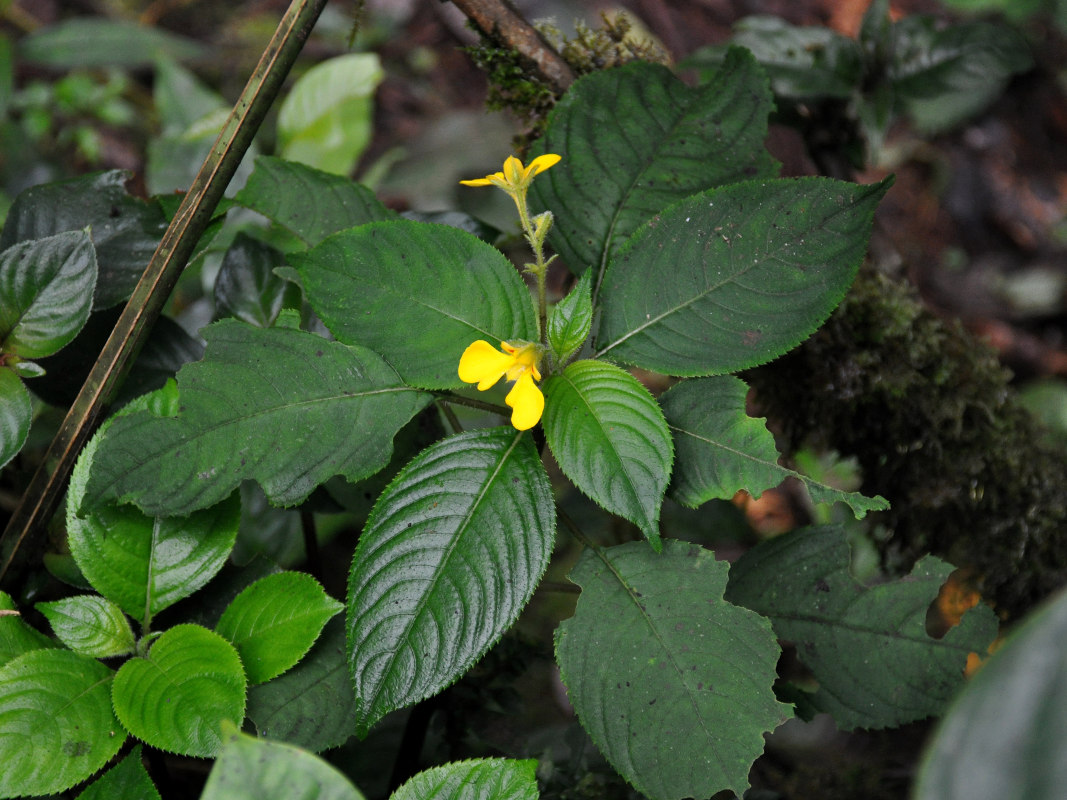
[234,155,395,248]
[547,270,593,366]
[725,525,999,730]
[0,230,97,359]
[216,571,342,684]
[391,758,539,800]
[0,171,166,310]
[556,541,789,800]
[347,428,555,736]
[81,320,432,516]
[75,745,161,800]
[0,648,126,797]
[0,590,57,667]
[291,220,538,390]
[661,376,887,517]
[246,617,356,752]
[202,727,367,800]
[530,50,777,283]
[596,177,891,376]
[542,360,673,547]
[915,588,1067,800]
[112,624,246,758]
[36,594,135,658]
[0,366,31,470]
[214,233,293,327]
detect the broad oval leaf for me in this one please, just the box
[542,360,672,547]
[595,176,892,376]
[0,230,96,358]
[556,541,789,800]
[915,588,1067,800]
[347,428,555,736]
[290,220,537,389]
[36,594,135,658]
[20,18,203,69]
[234,155,395,248]
[202,727,366,800]
[0,367,30,470]
[216,571,342,684]
[0,648,126,797]
[81,320,432,516]
[75,745,161,800]
[0,591,57,667]
[725,525,999,730]
[529,50,777,284]
[112,624,246,758]
[392,758,539,800]
[661,375,887,517]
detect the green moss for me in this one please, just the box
[746,268,1067,619]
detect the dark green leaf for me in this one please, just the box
[112,624,246,758]
[75,746,160,800]
[547,270,593,367]
[725,525,999,730]
[0,366,30,470]
[915,588,1067,800]
[235,156,395,248]
[81,320,432,516]
[0,590,57,667]
[392,759,539,800]
[556,541,789,800]
[214,232,293,327]
[19,18,203,68]
[596,177,891,376]
[661,376,887,517]
[0,171,167,309]
[347,428,554,736]
[0,230,96,358]
[529,51,777,285]
[36,594,135,658]
[542,361,672,546]
[0,649,125,797]
[291,220,537,389]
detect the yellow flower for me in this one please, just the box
[458,340,545,431]
[459,154,561,194]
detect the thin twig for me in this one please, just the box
[439,392,510,417]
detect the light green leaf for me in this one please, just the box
[36,594,135,658]
[291,220,537,389]
[392,758,539,800]
[203,727,366,800]
[547,270,593,367]
[661,376,887,517]
[596,177,891,376]
[0,230,96,358]
[216,571,342,684]
[235,156,395,248]
[725,525,999,730]
[915,588,1067,800]
[246,617,356,752]
[112,624,246,758]
[277,53,384,176]
[542,360,672,547]
[19,18,203,68]
[81,320,432,516]
[75,746,160,800]
[0,367,30,470]
[0,648,126,797]
[0,171,166,310]
[347,428,555,736]
[0,590,57,668]
[530,50,777,287]
[556,541,789,800]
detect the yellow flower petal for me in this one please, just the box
[526,153,561,177]
[503,155,525,186]
[505,371,545,430]
[458,340,514,390]
[458,177,495,186]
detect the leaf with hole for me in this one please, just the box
[112,624,246,758]
[347,428,554,736]
[725,525,999,730]
[391,758,539,800]
[542,360,672,547]
[556,541,789,800]
[36,594,135,659]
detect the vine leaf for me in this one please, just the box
[347,428,555,736]
[542,360,673,547]
[556,541,789,800]
[80,320,432,516]
[596,177,891,376]
[0,648,126,797]
[112,624,246,758]
[391,758,539,800]
[36,594,135,658]
[75,745,161,800]
[661,375,887,517]
[725,525,999,730]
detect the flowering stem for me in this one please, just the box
[514,193,550,345]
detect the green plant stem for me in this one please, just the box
[435,398,464,434]
[0,0,331,590]
[440,392,510,417]
[300,509,322,582]
[557,505,597,551]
